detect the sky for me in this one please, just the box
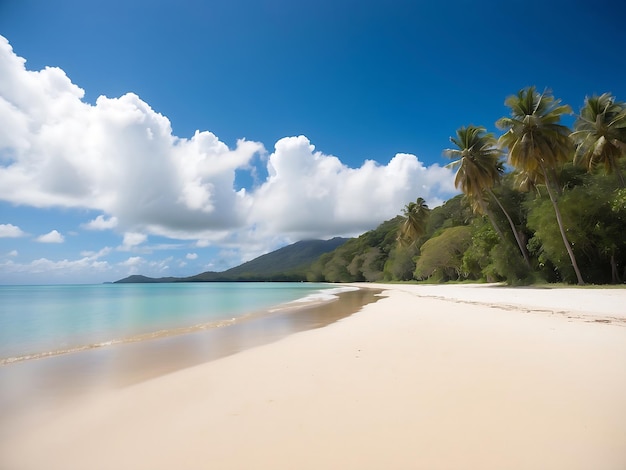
[1,0,625,284]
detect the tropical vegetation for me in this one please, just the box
[309,87,626,285]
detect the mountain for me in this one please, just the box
[114,237,348,283]
[114,274,183,284]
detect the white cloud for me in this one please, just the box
[0,36,263,236]
[0,223,25,238]
[0,257,110,274]
[83,215,118,230]
[121,232,147,249]
[119,256,143,267]
[0,35,457,261]
[148,256,172,273]
[249,136,455,238]
[36,229,64,243]
[80,246,112,259]
[186,252,198,260]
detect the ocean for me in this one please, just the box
[0,282,349,364]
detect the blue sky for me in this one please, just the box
[1,0,625,284]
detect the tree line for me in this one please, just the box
[308,87,626,285]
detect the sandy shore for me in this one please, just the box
[2,283,625,470]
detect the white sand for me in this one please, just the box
[2,284,626,470]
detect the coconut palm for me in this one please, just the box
[497,86,585,285]
[398,197,430,247]
[444,125,531,267]
[571,93,626,187]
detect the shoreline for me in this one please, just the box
[0,285,368,366]
[0,283,362,365]
[2,283,626,469]
[0,286,381,423]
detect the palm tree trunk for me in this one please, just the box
[549,167,563,196]
[487,189,531,268]
[610,252,620,284]
[541,165,585,285]
[477,198,506,241]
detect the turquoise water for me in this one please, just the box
[0,283,340,362]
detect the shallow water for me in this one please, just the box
[0,284,382,428]
[0,282,342,362]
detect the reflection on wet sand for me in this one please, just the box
[0,287,381,428]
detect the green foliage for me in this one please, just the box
[526,169,626,283]
[612,187,626,212]
[497,86,573,175]
[444,125,503,209]
[414,226,473,282]
[461,220,501,281]
[383,244,420,281]
[310,217,404,282]
[572,93,626,187]
[307,90,625,286]
[489,243,535,285]
[398,198,430,247]
[424,195,473,237]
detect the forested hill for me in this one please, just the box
[114,237,348,283]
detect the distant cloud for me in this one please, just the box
[0,257,110,275]
[80,247,112,259]
[8,250,18,257]
[121,232,147,249]
[36,230,64,243]
[0,223,25,238]
[148,256,172,273]
[0,35,456,258]
[186,252,198,260]
[118,256,143,275]
[119,256,143,266]
[83,215,118,230]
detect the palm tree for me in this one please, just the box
[497,86,585,285]
[444,125,531,267]
[571,93,626,187]
[398,197,430,247]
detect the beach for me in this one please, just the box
[2,283,625,470]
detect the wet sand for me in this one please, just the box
[1,284,625,470]
[0,287,381,431]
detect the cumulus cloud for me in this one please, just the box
[122,232,147,247]
[36,230,64,243]
[0,223,25,238]
[119,256,143,267]
[0,35,456,253]
[249,136,455,238]
[186,252,198,260]
[83,215,118,230]
[0,36,263,237]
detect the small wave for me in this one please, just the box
[0,286,361,366]
[269,286,360,311]
[0,316,245,366]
